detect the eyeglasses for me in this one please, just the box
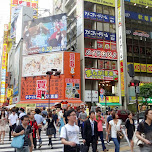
[70,114,76,117]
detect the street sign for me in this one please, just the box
[136,86,140,94]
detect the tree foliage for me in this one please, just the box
[139,83,152,98]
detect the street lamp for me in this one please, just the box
[46,69,61,111]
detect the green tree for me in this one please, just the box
[139,83,152,109]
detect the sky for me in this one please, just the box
[0,0,53,44]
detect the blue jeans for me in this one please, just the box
[112,138,120,152]
[98,131,106,150]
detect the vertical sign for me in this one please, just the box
[70,53,75,74]
[1,24,8,103]
[36,80,47,99]
[118,1,125,96]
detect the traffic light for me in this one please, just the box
[128,64,134,78]
[129,80,140,86]
[41,91,45,99]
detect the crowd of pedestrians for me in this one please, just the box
[0,106,152,152]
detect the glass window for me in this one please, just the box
[109,7,115,16]
[140,58,146,64]
[98,60,104,69]
[134,57,139,63]
[110,24,115,33]
[103,23,109,32]
[103,6,109,14]
[111,61,117,70]
[96,5,102,13]
[127,56,133,62]
[85,58,94,68]
[97,22,103,31]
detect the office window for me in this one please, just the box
[103,23,109,32]
[110,24,115,33]
[96,5,102,13]
[109,7,115,16]
[97,22,103,31]
[103,6,109,14]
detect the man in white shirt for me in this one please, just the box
[8,109,18,141]
[60,109,79,152]
[19,108,26,124]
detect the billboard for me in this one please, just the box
[13,45,20,95]
[22,52,63,77]
[85,68,118,81]
[23,14,67,55]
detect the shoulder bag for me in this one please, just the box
[11,134,25,148]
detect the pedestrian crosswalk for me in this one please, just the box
[0,130,106,152]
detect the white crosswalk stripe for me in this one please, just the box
[0,130,111,152]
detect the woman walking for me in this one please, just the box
[106,111,122,152]
[125,112,135,152]
[46,112,56,149]
[0,110,8,144]
[59,109,65,134]
[136,109,152,152]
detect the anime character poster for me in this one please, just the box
[23,13,67,55]
[22,52,63,77]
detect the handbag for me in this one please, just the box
[11,135,25,148]
[117,130,124,140]
[80,144,88,152]
[133,131,145,147]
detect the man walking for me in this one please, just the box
[83,111,98,152]
[13,115,33,152]
[8,109,18,141]
[34,108,44,149]
[60,109,80,152]
[95,109,108,152]
[78,107,87,138]
[52,109,58,138]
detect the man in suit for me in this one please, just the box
[83,111,98,152]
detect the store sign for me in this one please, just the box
[85,48,117,60]
[125,0,152,8]
[99,96,119,103]
[36,80,47,99]
[70,53,75,74]
[84,29,116,41]
[84,0,115,7]
[125,10,152,23]
[134,63,140,72]
[147,64,152,73]
[120,61,125,96]
[36,103,54,107]
[84,90,98,102]
[85,68,118,81]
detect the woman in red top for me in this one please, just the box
[28,111,40,152]
[95,109,108,152]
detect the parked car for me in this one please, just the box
[117,110,129,122]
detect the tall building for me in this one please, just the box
[54,0,152,109]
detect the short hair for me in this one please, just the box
[89,111,95,115]
[20,108,25,112]
[43,107,46,110]
[48,112,52,118]
[53,109,56,112]
[67,109,75,117]
[27,112,31,116]
[12,109,16,112]
[110,109,113,112]
[128,112,132,116]
[97,109,101,113]
[21,115,29,121]
[35,108,41,114]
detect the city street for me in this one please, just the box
[0,130,140,152]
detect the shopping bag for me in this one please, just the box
[11,135,25,148]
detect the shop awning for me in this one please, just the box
[99,103,121,106]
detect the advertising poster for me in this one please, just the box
[85,68,118,81]
[23,14,67,55]
[13,45,20,96]
[63,52,81,100]
[22,52,63,77]
[21,77,64,101]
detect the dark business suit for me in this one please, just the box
[83,119,98,152]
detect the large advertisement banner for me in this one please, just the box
[22,52,63,77]
[23,14,67,55]
[85,68,118,81]
[125,0,152,7]
[13,45,20,95]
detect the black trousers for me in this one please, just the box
[9,124,16,140]
[86,136,97,152]
[33,137,37,149]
